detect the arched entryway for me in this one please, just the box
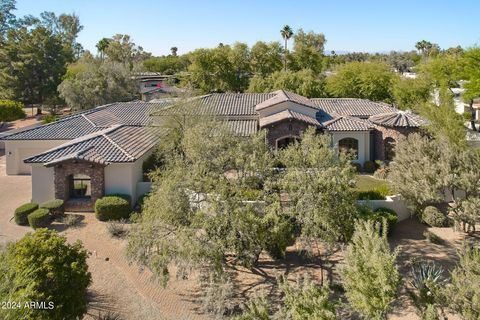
[338,137,359,159]
[384,137,396,161]
[276,136,300,149]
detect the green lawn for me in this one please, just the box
[354,175,389,192]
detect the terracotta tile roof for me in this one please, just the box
[259,109,320,127]
[24,125,165,165]
[323,115,373,131]
[153,93,274,117]
[311,98,396,118]
[255,90,318,111]
[368,110,428,128]
[227,120,258,136]
[3,101,171,140]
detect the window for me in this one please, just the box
[338,138,358,159]
[384,137,396,161]
[69,174,91,198]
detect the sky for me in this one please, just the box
[14,0,480,56]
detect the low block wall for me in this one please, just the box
[358,195,411,221]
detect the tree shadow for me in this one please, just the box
[48,214,86,232]
[85,289,123,318]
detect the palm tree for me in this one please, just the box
[280,25,293,70]
[96,38,111,60]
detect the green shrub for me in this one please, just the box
[363,160,377,173]
[106,219,129,238]
[422,206,447,227]
[95,194,132,221]
[374,207,398,235]
[358,206,398,235]
[14,203,38,225]
[0,100,25,122]
[261,211,295,259]
[40,199,65,218]
[27,208,51,229]
[240,188,263,200]
[351,162,362,173]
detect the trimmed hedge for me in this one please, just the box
[28,208,51,229]
[374,207,398,235]
[356,185,390,200]
[40,199,65,218]
[14,203,39,225]
[95,194,132,221]
[422,206,447,227]
[358,206,398,236]
[363,160,377,174]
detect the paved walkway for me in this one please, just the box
[0,151,32,245]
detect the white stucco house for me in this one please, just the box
[2,90,427,211]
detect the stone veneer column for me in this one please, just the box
[52,160,105,211]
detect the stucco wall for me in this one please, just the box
[105,150,153,202]
[331,131,371,164]
[358,195,411,221]
[5,140,68,175]
[31,165,55,204]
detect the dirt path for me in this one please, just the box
[61,213,208,320]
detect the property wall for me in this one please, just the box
[331,131,371,164]
[358,195,411,221]
[5,140,69,175]
[30,165,55,204]
[257,101,318,119]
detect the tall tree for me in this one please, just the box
[103,34,151,68]
[280,25,293,70]
[248,69,326,98]
[279,127,358,245]
[0,0,16,40]
[170,46,178,56]
[326,61,398,102]
[291,29,326,73]
[58,52,137,110]
[250,41,283,76]
[461,47,480,130]
[96,37,110,59]
[0,25,68,104]
[340,220,400,320]
[415,40,440,59]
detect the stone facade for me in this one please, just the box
[52,160,105,211]
[263,119,313,147]
[372,124,420,161]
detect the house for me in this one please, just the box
[2,90,427,210]
[133,72,182,101]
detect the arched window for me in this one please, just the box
[339,138,358,159]
[384,137,396,161]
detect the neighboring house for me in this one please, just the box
[133,72,182,101]
[2,90,427,210]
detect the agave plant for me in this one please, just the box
[410,261,446,306]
